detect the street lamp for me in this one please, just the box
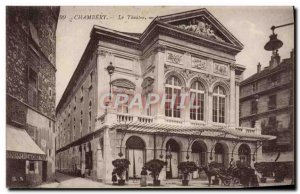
[107,62,115,101]
[264,23,294,52]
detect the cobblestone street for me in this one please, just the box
[36,172,293,189]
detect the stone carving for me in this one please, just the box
[181,69,197,81]
[166,51,183,64]
[192,57,207,70]
[164,65,229,89]
[176,17,225,42]
[214,62,228,76]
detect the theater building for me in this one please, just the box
[55,8,274,183]
[6,7,59,187]
[240,50,294,176]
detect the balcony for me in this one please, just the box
[96,112,261,136]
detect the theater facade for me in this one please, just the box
[55,8,274,183]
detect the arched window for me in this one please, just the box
[190,81,205,121]
[165,76,182,118]
[213,86,226,123]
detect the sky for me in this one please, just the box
[56,6,294,105]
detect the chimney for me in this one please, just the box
[257,62,261,73]
[269,50,281,69]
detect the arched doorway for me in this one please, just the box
[238,144,251,166]
[214,142,229,168]
[191,140,207,178]
[166,139,180,179]
[125,136,146,179]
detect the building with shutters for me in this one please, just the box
[55,8,274,183]
[239,50,294,177]
[6,6,60,187]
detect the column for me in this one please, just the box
[207,90,213,125]
[229,64,236,128]
[102,110,117,183]
[235,82,240,127]
[153,44,166,122]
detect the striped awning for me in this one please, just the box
[111,121,275,141]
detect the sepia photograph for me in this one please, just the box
[5,5,295,189]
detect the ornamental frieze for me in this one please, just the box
[213,62,228,76]
[166,50,183,65]
[192,57,207,71]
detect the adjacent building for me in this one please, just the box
[6,6,60,187]
[240,50,294,177]
[55,8,274,183]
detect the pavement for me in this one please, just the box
[36,172,293,189]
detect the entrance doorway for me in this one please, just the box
[191,140,207,178]
[166,139,180,179]
[125,136,146,179]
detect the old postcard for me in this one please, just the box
[6,6,295,189]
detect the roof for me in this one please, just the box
[6,124,46,156]
[241,57,293,86]
[111,122,275,141]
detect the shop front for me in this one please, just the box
[6,125,46,187]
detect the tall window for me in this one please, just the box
[88,101,92,132]
[251,100,258,114]
[28,68,38,107]
[252,82,258,92]
[165,76,182,118]
[268,94,277,110]
[146,93,152,116]
[190,81,205,121]
[73,117,76,141]
[80,110,83,137]
[213,86,226,123]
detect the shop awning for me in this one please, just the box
[111,122,276,141]
[6,124,46,161]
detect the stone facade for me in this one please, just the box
[6,6,59,187]
[240,50,294,167]
[56,8,273,184]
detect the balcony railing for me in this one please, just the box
[96,113,261,135]
[235,126,258,135]
[117,113,133,123]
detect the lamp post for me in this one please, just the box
[107,62,115,101]
[264,23,294,52]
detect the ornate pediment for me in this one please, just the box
[170,16,227,43]
[156,8,243,49]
